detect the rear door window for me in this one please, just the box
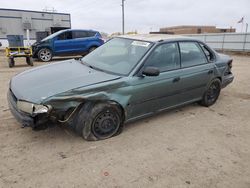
[199,43,215,61]
[57,31,73,40]
[73,31,88,39]
[87,31,96,37]
[179,42,208,68]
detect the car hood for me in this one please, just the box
[32,40,45,47]
[10,59,121,103]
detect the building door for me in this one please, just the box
[36,31,49,42]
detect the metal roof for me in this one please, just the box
[118,34,192,42]
[0,8,70,15]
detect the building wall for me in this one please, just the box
[160,26,236,34]
[0,8,71,47]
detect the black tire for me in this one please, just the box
[8,57,15,68]
[88,46,97,53]
[200,78,221,107]
[26,57,34,66]
[74,102,123,141]
[38,48,52,62]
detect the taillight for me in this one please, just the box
[225,60,233,75]
[100,38,105,43]
[228,60,233,70]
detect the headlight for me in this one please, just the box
[33,104,49,114]
[17,101,50,115]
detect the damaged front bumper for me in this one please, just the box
[7,90,51,128]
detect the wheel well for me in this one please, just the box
[109,101,126,122]
[216,77,222,82]
[82,100,126,122]
[89,45,98,50]
[37,47,53,55]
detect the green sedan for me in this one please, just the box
[8,34,234,141]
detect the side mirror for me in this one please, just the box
[142,66,160,77]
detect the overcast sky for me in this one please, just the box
[1,0,249,34]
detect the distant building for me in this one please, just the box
[0,8,71,47]
[159,25,236,35]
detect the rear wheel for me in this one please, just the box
[200,78,221,107]
[26,57,34,66]
[88,46,97,53]
[74,102,123,141]
[8,57,15,68]
[38,48,52,62]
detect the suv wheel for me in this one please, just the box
[200,78,221,107]
[38,48,52,62]
[88,46,97,53]
[74,102,123,141]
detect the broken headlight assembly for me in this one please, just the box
[17,100,51,115]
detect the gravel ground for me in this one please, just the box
[0,51,250,188]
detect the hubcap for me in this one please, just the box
[40,49,51,61]
[92,110,119,138]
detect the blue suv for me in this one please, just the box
[32,29,104,62]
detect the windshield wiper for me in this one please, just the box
[79,59,90,67]
[79,59,105,72]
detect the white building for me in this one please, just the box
[0,8,71,48]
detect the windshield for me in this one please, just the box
[82,38,153,75]
[41,30,65,41]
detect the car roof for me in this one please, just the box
[118,34,194,43]
[62,29,98,33]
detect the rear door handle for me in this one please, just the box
[208,70,214,74]
[173,77,180,83]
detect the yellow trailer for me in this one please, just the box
[5,47,33,68]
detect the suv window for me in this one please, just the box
[199,43,215,61]
[87,31,96,37]
[72,31,96,39]
[57,31,73,40]
[179,42,207,68]
[145,43,180,72]
[73,31,88,39]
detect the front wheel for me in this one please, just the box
[199,78,221,107]
[74,102,123,141]
[38,48,52,62]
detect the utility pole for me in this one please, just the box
[122,0,125,35]
[246,23,249,33]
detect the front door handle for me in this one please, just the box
[208,70,214,74]
[173,77,180,83]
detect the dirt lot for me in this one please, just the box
[0,51,250,188]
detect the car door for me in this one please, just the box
[53,31,75,55]
[72,31,90,53]
[85,31,101,48]
[126,42,184,119]
[177,41,215,103]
